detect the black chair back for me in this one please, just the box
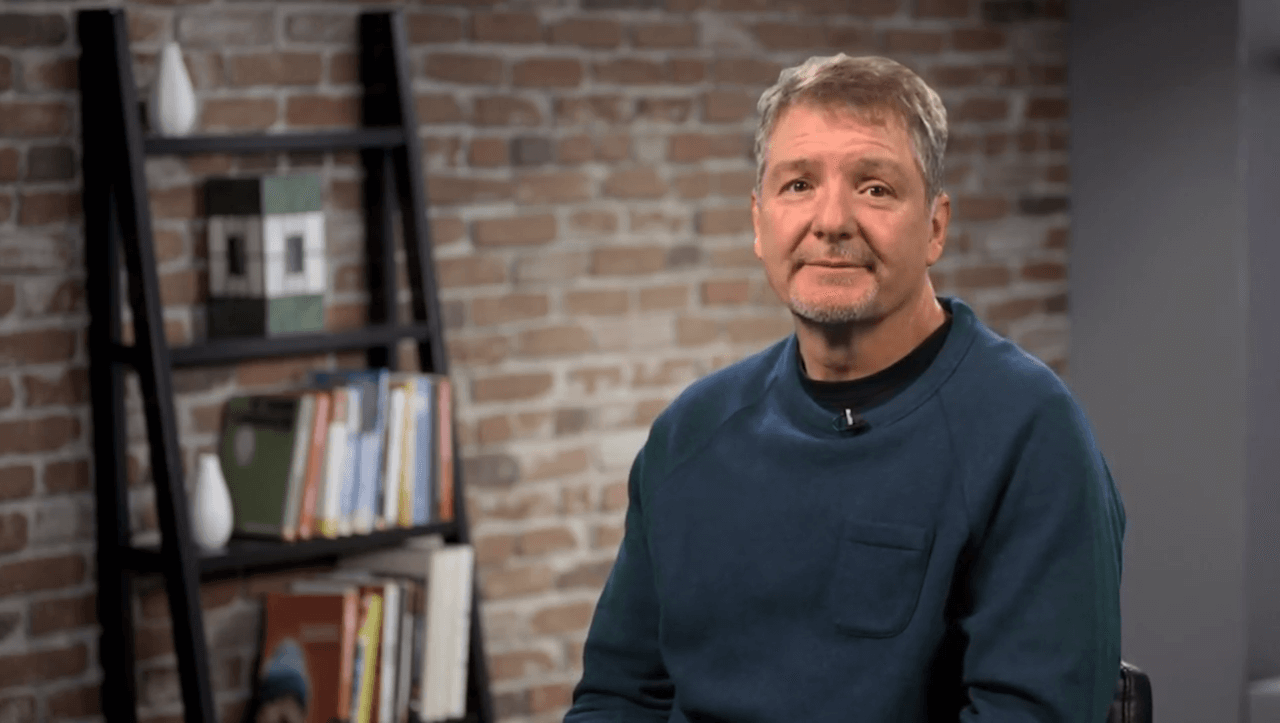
[1108,661,1152,723]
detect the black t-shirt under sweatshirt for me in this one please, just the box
[798,311,954,416]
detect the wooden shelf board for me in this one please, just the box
[161,323,436,368]
[124,521,458,579]
[143,128,406,156]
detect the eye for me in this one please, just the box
[865,184,891,197]
[782,179,811,193]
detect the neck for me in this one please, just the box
[795,286,946,382]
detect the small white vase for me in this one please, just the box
[150,41,198,136]
[191,452,233,551]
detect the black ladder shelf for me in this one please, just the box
[76,9,493,723]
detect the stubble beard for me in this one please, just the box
[787,280,879,326]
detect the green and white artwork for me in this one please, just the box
[205,174,327,338]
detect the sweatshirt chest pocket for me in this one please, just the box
[827,520,934,638]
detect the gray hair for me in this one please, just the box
[754,54,948,202]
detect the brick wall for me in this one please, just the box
[0,0,1068,721]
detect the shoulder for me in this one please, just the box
[639,335,791,479]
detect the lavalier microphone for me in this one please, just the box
[833,408,871,435]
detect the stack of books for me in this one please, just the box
[217,370,456,542]
[255,536,476,723]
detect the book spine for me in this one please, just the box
[436,378,454,524]
[339,385,362,537]
[320,388,349,539]
[382,386,406,531]
[280,392,315,542]
[296,390,330,540]
[337,590,359,720]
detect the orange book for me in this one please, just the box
[257,590,359,723]
[435,377,455,523]
[295,391,331,541]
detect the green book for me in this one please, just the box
[219,394,307,539]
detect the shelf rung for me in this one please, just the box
[144,128,406,156]
[167,323,436,367]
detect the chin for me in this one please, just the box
[787,290,879,325]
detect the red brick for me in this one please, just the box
[714,58,783,85]
[516,171,591,204]
[668,132,750,163]
[518,325,593,358]
[530,600,594,635]
[0,554,85,596]
[0,378,12,408]
[954,194,1010,221]
[448,334,511,366]
[471,294,550,326]
[513,58,583,88]
[914,0,972,17]
[0,328,76,365]
[955,264,1012,288]
[407,12,464,43]
[676,315,720,345]
[200,98,276,130]
[472,12,541,43]
[0,192,11,222]
[29,593,96,635]
[1021,261,1067,281]
[437,256,508,288]
[751,22,826,50]
[286,95,358,127]
[0,57,8,91]
[468,137,508,167]
[987,296,1043,323]
[952,28,1007,51]
[18,190,78,225]
[474,95,542,126]
[591,246,667,276]
[425,53,504,84]
[554,95,628,124]
[328,51,358,85]
[426,175,514,205]
[594,59,665,85]
[23,57,76,91]
[0,101,69,136]
[603,167,666,199]
[0,148,16,182]
[636,97,693,123]
[47,683,100,718]
[881,29,945,53]
[633,22,697,48]
[235,354,330,388]
[551,19,622,48]
[702,90,756,123]
[0,644,87,686]
[929,63,1016,88]
[566,290,629,316]
[1026,96,1069,120]
[954,97,1009,122]
[473,214,557,247]
[23,368,88,407]
[417,93,465,125]
[490,649,555,681]
[697,205,752,235]
[150,185,197,220]
[225,52,323,86]
[0,466,35,500]
[0,512,26,553]
[671,59,707,85]
[472,373,554,403]
[702,279,752,305]
[725,314,792,343]
[570,210,619,234]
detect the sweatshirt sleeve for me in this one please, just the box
[959,392,1126,723]
[564,445,673,722]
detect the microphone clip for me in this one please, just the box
[833,408,871,435]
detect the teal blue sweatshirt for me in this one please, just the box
[565,297,1125,723]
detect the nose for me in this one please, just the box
[811,182,856,243]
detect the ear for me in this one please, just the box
[751,191,763,260]
[925,192,950,267]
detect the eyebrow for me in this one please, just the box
[765,155,907,182]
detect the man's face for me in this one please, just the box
[751,102,949,326]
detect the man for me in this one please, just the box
[564,54,1125,723]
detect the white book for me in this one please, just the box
[422,546,456,721]
[446,545,475,720]
[382,386,407,529]
[321,413,348,539]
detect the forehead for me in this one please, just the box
[768,101,912,155]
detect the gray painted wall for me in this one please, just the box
[1244,0,1280,684]
[1068,0,1248,721]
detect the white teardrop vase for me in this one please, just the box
[150,41,198,136]
[191,452,233,551]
